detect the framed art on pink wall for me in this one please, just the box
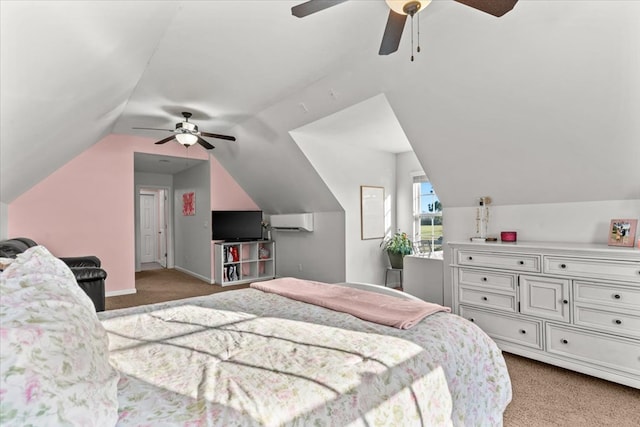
[182,191,195,216]
[607,218,637,247]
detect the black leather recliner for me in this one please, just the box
[0,237,107,312]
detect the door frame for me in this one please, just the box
[135,185,174,272]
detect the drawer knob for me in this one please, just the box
[563,299,569,304]
[468,256,473,261]
[561,339,568,344]
[519,329,526,334]
[560,263,567,269]
[482,296,488,301]
[615,319,622,325]
[469,318,475,323]
[481,277,488,282]
[518,260,525,265]
[614,294,621,300]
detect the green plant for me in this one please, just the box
[380,232,413,256]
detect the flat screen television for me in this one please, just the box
[212,210,263,241]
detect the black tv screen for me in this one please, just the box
[212,210,263,241]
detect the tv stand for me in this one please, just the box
[213,240,275,286]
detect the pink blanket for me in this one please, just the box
[250,277,450,329]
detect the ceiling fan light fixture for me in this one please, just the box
[176,133,198,146]
[385,0,431,16]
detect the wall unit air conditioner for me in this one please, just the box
[270,213,314,232]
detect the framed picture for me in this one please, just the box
[182,191,195,216]
[607,219,637,247]
[360,185,384,240]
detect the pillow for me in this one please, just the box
[0,246,119,426]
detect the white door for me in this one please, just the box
[140,193,158,263]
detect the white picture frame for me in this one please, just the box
[361,185,384,240]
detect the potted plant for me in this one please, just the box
[380,232,413,269]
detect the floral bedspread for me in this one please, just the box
[99,288,511,426]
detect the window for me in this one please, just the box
[413,176,443,254]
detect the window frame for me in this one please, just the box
[412,176,443,254]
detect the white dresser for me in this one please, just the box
[450,241,640,388]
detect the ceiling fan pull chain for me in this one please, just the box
[417,13,421,53]
[410,15,414,62]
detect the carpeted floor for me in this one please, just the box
[502,353,639,426]
[105,268,248,310]
[106,269,640,426]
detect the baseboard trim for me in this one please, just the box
[106,288,137,297]
[174,266,212,284]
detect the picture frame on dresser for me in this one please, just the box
[608,218,637,247]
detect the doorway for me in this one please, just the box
[138,187,170,271]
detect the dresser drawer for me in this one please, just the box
[459,268,517,291]
[546,324,640,376]
[574,305,640,338]
[458,286,516,312]
[460,306,542,349]
[574,280,640,311]
[544,256,640,283]
[458,250,540,273]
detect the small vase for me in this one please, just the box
[259,246,270,259]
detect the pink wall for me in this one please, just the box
[209,155,259,280]
[210,155,258,210]
[8,134,254,294]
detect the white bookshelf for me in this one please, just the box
[213,240,275,286]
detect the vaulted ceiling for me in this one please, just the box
[2,1,639,211]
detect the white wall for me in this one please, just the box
[173,162,212,282]
[293,133,396,285]
[442,199,640,306]
[273,211,346,283]
[0,202,7,240]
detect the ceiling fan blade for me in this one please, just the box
[201,131,236,141]
[453,0,518,17]
[132,127,174,132]
[154,135,176,145]
[196,137,215,150]
[379,10,407,55]
[291,0,349,18]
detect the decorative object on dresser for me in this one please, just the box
[608,218,637,247]
[450,240,640,388]
[214,240,275,286]
[500,231,517,242]
[472,196,492,242]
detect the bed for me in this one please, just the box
[1,246,512,426]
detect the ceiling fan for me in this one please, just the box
[133,112,236,150]
[291,0,518,56]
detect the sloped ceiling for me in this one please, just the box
[2,1,639,211]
